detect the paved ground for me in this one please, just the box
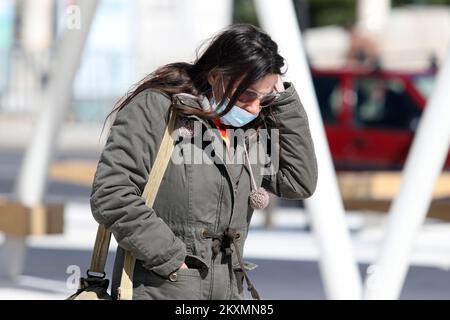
[1,150,450,300]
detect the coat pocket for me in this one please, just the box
[133,261,203,300]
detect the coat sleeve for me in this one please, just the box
[90,90,186,278]
[262,82,318,200]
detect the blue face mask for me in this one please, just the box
[210,78,259,128]
[210,97,258,128]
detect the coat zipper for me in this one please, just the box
[207,174,225,300]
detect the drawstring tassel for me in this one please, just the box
[244,142,270,210]
[249,187,270,210]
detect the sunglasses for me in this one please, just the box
[237,88,280,107]
[220,76,280,108]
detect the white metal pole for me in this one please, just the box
[0,0,98,279]
[254,0,362,300]
[364,48,450,300]
[15,0,99,207]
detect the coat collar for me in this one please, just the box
[172,93,211,112]
[172,91,260,179]
[172,92,247,198]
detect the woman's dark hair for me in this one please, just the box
[102,23,286,135]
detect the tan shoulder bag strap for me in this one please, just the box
[118,108,178,300]
[88,108,178,300]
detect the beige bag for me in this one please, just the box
[67,109,178,300]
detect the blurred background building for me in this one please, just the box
[1,0,448,122]
[0,0,448,151]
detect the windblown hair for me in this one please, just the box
[102,23,286,136]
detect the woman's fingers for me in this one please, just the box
[275,75,285,93]
[180,262,189,270]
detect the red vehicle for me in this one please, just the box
[312,67,450,170]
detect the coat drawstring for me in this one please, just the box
[243,141,270,210]
[202,228,261,300]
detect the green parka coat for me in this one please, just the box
[90,82,318,300]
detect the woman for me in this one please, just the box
[90,24,318,300]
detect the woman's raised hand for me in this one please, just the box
[275,75,285,93]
